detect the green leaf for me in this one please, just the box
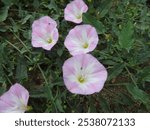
[44,84,54,100]
[0,26,9,32]
[83,13,106,34]
[30,88,46,98]
[0,65,5,83]
[1,0,15,6]
[144,76,150,82]
[98,0,112,18]
[57,48,64,57]
[139,67,150,82]
[88,97,97,112]
[56,99,64,112]
[126,84,150,109]
[21,15,32,25]
[103,60,117,65]
[108,63,125,81]
[0,44,6,83]
[33,0,40,9]
[99,96,110,112]
[114,103,125,112]
[44,0,59,12]
[116,93,134,106]
[0,6,10,22]
[118,21,134,52]
[9,18,20,32]
[16,57,28,81]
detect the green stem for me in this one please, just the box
[5,40,48,85]
[106,83,128,86]
[2,65,13,85]
[125,66,138,87]
[37,64,48,85]
[10,30,32,53]
[6,40,22,54]
[113,48,138,87]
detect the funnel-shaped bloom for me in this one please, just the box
[32,16,59,50]
[64,0,88,23]
[0,83,29,113]
[63,54,107,95]
[64,25,98,56]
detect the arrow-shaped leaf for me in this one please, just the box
[118,21,134,52]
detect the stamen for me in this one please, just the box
[76,14,82,19]
[26,106,32,111]
[82,42,88,49]
[47,38,53,44]
[78,75,85,83]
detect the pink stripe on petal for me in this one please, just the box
[39,16,57,27]
[52,29,59,41]
[0,92,15,107]
[31,16,59,50]
[88,43,97,51]
[0,83,29,113]
[82,54,95,68]
[64,0,88,23]
[0,100,10,111]
[64,80,78,91]
[64,25,99,56]
[63,65,76,76]
[9,83,29,105]
[65,2,75,14]
[75,0,88,12]
[93,70,108,81]
[84,81,105,95]
[63,54,107,95]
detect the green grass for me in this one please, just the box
[0,0,150,112]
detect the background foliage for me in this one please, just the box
[0,0,150,112]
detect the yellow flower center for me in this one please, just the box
[76,14,82,19]
[47,37,53,44]
[78,75,86,83]
[26,106,32,111]
[82,42,89,49]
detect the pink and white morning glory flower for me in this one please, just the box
[32,16,59,50]
[0,83,29,113]
[64,24,99,56]
[64,0,88,23]
[63,54,107,95]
